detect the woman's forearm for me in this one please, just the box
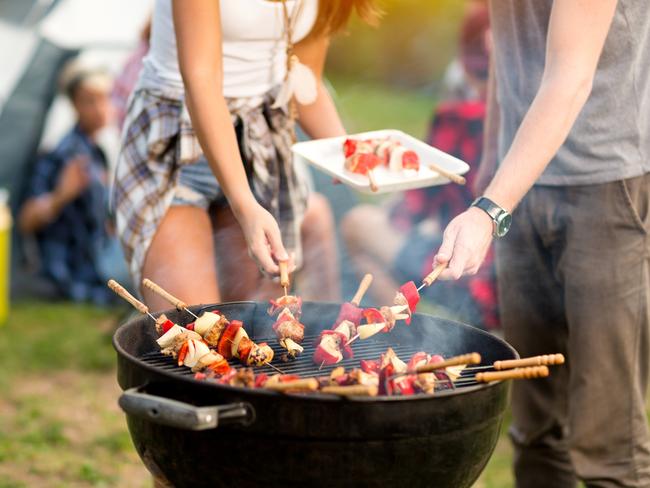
[173,0,256,215]
[183,79,256,214]
[298,80,346,139]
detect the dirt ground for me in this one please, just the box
[0,370,150,488]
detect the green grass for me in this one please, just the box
[0,301,121,377]
[331,75,434,139]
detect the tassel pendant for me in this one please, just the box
[273,55,318,109]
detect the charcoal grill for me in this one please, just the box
[114,301,517,488]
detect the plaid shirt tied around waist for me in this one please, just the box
[112,86,309,285]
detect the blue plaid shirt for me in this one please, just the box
[26,125,114,304]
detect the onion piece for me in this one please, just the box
[156,324,184,348]
[357,322,387,340]
[231,327,249,358]
[183,339,211,368]
[194,312,221,337]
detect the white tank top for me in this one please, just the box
[142,0,318,99]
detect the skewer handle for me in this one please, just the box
[476,366,549,383]
[427,162,466,185]
[422,262,447,287]
[351,274,373,306]
[265,378,319,392]
[321,385,378,397]
[142,279,187,311]
[279,260,290,289]
[416,352,481,373]
[107,279,149,315]
[494,354,565,371]
[368,170,379,193]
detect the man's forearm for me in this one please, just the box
[483,75,592,212]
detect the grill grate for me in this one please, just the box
[139,334,480,389]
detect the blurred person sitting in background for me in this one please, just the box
[342,2,498,329]
[18,61,130,305]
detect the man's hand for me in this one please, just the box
[54,156,90,205]
[434,207,494,280]
[234,199,295,276]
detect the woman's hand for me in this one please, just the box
[234,199,294,276]
[434,207,493,280]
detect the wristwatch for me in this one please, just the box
[471,197,512,237]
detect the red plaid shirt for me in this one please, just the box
[391,100,499,329]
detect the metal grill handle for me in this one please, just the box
[119,387,255,431]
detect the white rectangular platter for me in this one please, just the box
[292,129,470,195]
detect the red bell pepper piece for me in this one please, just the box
[185,322,195,331]
[177,341,189,366]
[343,138,358,157]
[363,308,384,324]
[399,281,420,324]
[392,375,416,396]
[160,319,175,334]
[360,359,380,374]
[217,320,242,359]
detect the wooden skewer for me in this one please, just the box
[266,363,286,375]
[468,354,566,371]
[108,279,155,320]
[418,262,448,291]
[350,273,373,306]
[342,274,374,347]
[279,260,289,296]
[415,353,482,373]
[475,366,549,383]
[321,385,378,397]
[142,279,199,319]
[367,169,379,192]
[265,378,319,392]
[427,162,466,185]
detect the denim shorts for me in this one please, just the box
[171,158,227,209]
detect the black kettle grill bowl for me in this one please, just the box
[113,301,516,488]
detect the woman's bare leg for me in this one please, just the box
[141,206,221,312]
[298,193,341,301]
[341,204,405,305]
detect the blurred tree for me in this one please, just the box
[327,0,465,88]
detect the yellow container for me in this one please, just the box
[0,189,11,326]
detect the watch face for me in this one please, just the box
[496,213,512,237]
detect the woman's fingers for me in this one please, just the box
[250,235,279,275]
[266,223,289,263]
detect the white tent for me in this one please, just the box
[0,0,151,286]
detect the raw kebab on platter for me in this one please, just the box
[343,135,466,191]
